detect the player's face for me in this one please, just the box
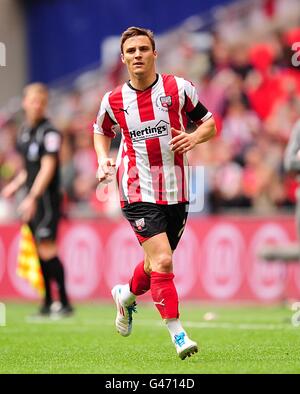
[121,35,157,78]
[22,91,48,123]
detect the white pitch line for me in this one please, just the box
[75,319,295,331]
[183,321,293,330]
[135,320,295,330]
[19,318,296,331]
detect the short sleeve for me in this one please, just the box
[94,91,118,138]
[183,79,212,123]
[42,129,61,155]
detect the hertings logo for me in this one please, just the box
[129,120,169,142]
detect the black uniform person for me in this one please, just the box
[259,118,300,262]
[2,83,73,316]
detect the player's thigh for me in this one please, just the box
[142,233,173,272]
[37,240,58,260]
[166,203,189,251]
[122,202,167,245]
[143,254,151,274]
[29,193,60,258]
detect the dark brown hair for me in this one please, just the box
[120,26,155,54]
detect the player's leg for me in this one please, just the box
[129,255,151,295]
[167,204,197,359]
[142,232,179,318]
[145,202,189,318]
[36,243,53,314]
[28,206,53,315]
[143,233,197,359]
[111,255,151,336]
[296,189,300,240]
[37,240,73,316]
[33,193,73,316]
[111,203,165,336]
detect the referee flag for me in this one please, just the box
[16,224,44,295]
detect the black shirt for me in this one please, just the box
[17,118,61,195]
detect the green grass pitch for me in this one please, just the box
[0,302,300,374]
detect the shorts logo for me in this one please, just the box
[129,120,169,142]
[177,219,186,238]
[160,95,172,108]
[37,228,51,239]
[135,218,145,231]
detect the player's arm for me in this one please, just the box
[169,80,216,154]
[94,133,115,182]
[192,116,217,144]
[284,120,300,173]
[18,129,61,223]
[29,155,57,199]
[1,169,28,198]
[169,117,216,154]
[18,155,57,222]
[93,92,117,182]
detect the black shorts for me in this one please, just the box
[122,202,189,250]
[29,191,61,242]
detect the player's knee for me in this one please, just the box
[144,257,152,275]
[153,254,173,273]
[37,240,57,260]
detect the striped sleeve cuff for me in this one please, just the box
[201,112,213,122]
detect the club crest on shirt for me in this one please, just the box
[156,94,173,112]
[27,142,39,161]
[135,218,145,231]
[20,132,30,143]
[160,95,172,107]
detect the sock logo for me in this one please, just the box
[153,299,165,307]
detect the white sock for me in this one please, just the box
[166,319,186,339]
[120,283,136,306]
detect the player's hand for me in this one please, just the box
[96,158,116,183]
[17,195,37,223]
[1,182,18,199]
[169,128,197,154]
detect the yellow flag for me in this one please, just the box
[16,224,45,296]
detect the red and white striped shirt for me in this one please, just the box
[94,74,212,206]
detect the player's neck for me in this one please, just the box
[26,115,45,127]
[129,71,157,91]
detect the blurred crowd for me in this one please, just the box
[0,0,300,219]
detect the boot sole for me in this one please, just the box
[179,344,198,360]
